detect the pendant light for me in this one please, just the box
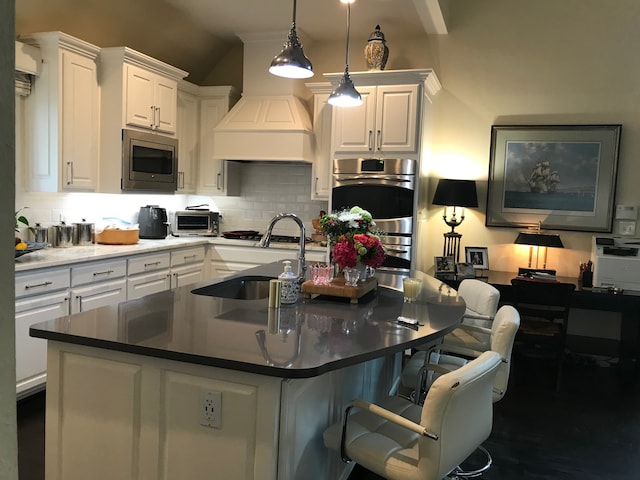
[269,0,314,79]
[328,0,362,107]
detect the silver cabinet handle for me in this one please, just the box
[92,269,114,277]
[314,177,319,195]
[183,254,197,261]
[66,162,73,185]
[216,172,222,190]
[150,106,155,129]
[368,130,373,151]
[144,261,161,268]
[377,130,382,150]
[25,281,53,290]
[155,106,161,129]
[178,171,185,189]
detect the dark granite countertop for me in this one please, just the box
[30,263,465,378]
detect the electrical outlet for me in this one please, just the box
[199,390,222,428]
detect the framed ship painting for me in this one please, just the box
[486,125,621,232]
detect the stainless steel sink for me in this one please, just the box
[191,276,274,300]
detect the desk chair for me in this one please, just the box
[510,278,576,391]
[324,351,502,480]
[399,279,500,400]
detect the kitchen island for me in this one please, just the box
[30,263,464,480]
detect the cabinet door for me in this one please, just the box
[70,278,127,314]
[332,86,376,153]
[15,291,69,396]
[61,50,99,191]
[171,264,204,289]
[375,84,419,153]
[125,64,155,129]
[311,91,332,200]
[154,76,178,133]
[198,98,240,196]
[177,90,199,192]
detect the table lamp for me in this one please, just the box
[514,225,564,271]
[432,179,478,262]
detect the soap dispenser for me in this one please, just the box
[279,260,299,304]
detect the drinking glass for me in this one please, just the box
[310,263,333,285]
[343,267,361,286]
[402,277,421,302]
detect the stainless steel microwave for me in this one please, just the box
[122,129,178,192]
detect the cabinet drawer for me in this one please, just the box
[170,246,205,267]
[71,259,127,286]
[15,267,70,299]
[127,270,171,300]
[71,278,128,314]
[127,252,171,275]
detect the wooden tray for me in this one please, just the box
[301,276,378,304]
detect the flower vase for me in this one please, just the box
[356,261,368,281]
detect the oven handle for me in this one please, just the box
[385,247,410,253]
[334,176,412,184]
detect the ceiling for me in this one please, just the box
[163,0,448,42]
[15,0,447,85]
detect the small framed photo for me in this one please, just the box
[465,247,489,270]
[434,255,455,273]
[456,262,476,279]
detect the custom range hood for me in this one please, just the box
[212,32,314,163]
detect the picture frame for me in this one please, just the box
[456,262,476,279]
[486,125,621,232]
[465,247,489,270]
[434,255,455,273]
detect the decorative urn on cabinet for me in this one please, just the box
[364,25,389,70]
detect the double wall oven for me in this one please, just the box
[332,158,417,275]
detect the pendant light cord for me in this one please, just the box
[292,0,297,26]
[344,3,351,69]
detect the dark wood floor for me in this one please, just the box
[17,354,640,480]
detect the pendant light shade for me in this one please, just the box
[269,0,314,79]
[328,1,362,107]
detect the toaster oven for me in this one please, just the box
[173,210,219,237]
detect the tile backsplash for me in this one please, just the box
[16,162,328,238]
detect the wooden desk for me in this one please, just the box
[443,271,640,369]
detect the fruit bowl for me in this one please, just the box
[15,241,48,258]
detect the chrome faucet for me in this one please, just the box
[259,213,306,283]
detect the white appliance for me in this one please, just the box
[592,236,640,291]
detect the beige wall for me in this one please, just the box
[290,0,640,277]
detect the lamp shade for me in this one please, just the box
[432,179,479,207]
[514,232,564,248]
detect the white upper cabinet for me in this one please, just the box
[325,69,441,157]
[197,86,241,196]
[20,32,100,192]
[306,82,334,201]
[177,83,200,193]
[125,64,179,133]
[98,47,188,193]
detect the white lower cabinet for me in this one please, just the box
[210,245,327,278]
[15,266,71,398]
[44,341,399,480]
[70,279,127,314]
[70,259,127,314]
[15,291,69,397]
[170,246,206,288]
[126,252,172,300]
